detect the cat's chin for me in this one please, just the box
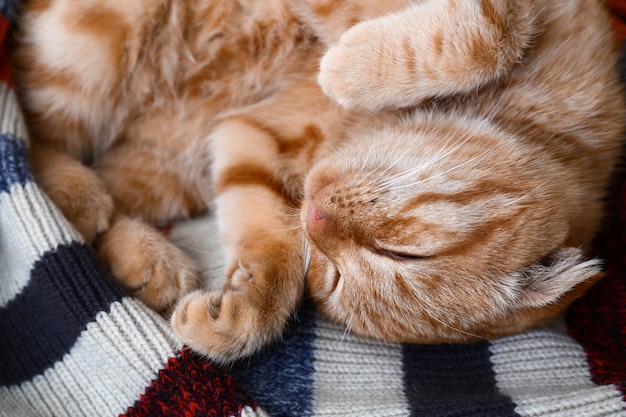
[303,238,340,296]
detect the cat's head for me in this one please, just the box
[301,117,602,343]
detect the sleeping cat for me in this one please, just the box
[11,0,625,362]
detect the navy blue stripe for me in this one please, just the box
[0,242,126,385]
[402,342,519,417]
[231,302,317,417]
[0,133,33,194]
[0,0,18,21]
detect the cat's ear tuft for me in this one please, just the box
[516,247,603,308]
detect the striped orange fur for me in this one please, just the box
[11,0,625,362]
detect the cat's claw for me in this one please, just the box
[238,260,253,282]
[206,291,222,319]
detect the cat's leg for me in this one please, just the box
[89,142,208,312]
[30,145,195,312]
[318,0,539,110]
[171,116,306,363]
[30,145,114,244]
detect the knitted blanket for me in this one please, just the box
[1,2,626,416]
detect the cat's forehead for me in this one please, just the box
[338,119,508,173]
[326,145,489,198]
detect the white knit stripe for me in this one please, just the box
[311,318,409,416]
[0,181,81,307]
[489,321,626,416]
[0,298,179,417]
[241,405,270,417]
[169,214,226,290]
[0,82,29,141]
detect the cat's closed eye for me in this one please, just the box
[368,243,431,261]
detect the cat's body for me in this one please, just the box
[12,0,625,361]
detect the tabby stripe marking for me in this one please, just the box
[238,115,326,160]
[498,118,601,170]
[403,37,418,80]
[215,163,298,207]
[401,182,527,210]
[479,0,503,34]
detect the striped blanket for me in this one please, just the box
[1,1,626,416]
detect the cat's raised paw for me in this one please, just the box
[318,21,394,111]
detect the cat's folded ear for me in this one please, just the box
[514,247,603,309]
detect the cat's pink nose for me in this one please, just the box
[307,202,329,234]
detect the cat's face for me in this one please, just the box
[301,119,602,343]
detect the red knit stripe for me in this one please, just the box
[566,3,626,394]
[122,348,260,417]
[0,17,12,87]
[566,160,626,399]
[607,0,626,19]
[566,272,626,399]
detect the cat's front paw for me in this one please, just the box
[67,181,114,244]
[31,147,115,243]
[44,165,114,244]
[171,260,301,363]
[318,21,396,111]
[97,217,198,312]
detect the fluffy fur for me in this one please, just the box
[11,0,625,362]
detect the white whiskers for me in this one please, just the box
[375,135,481,193]
[302,238,311,277]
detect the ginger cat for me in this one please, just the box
[11,0,625,362]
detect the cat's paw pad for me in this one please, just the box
[171,289,266,363]
[97,217,198,312]
[318,22,391,111]
[171,261,289,363]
